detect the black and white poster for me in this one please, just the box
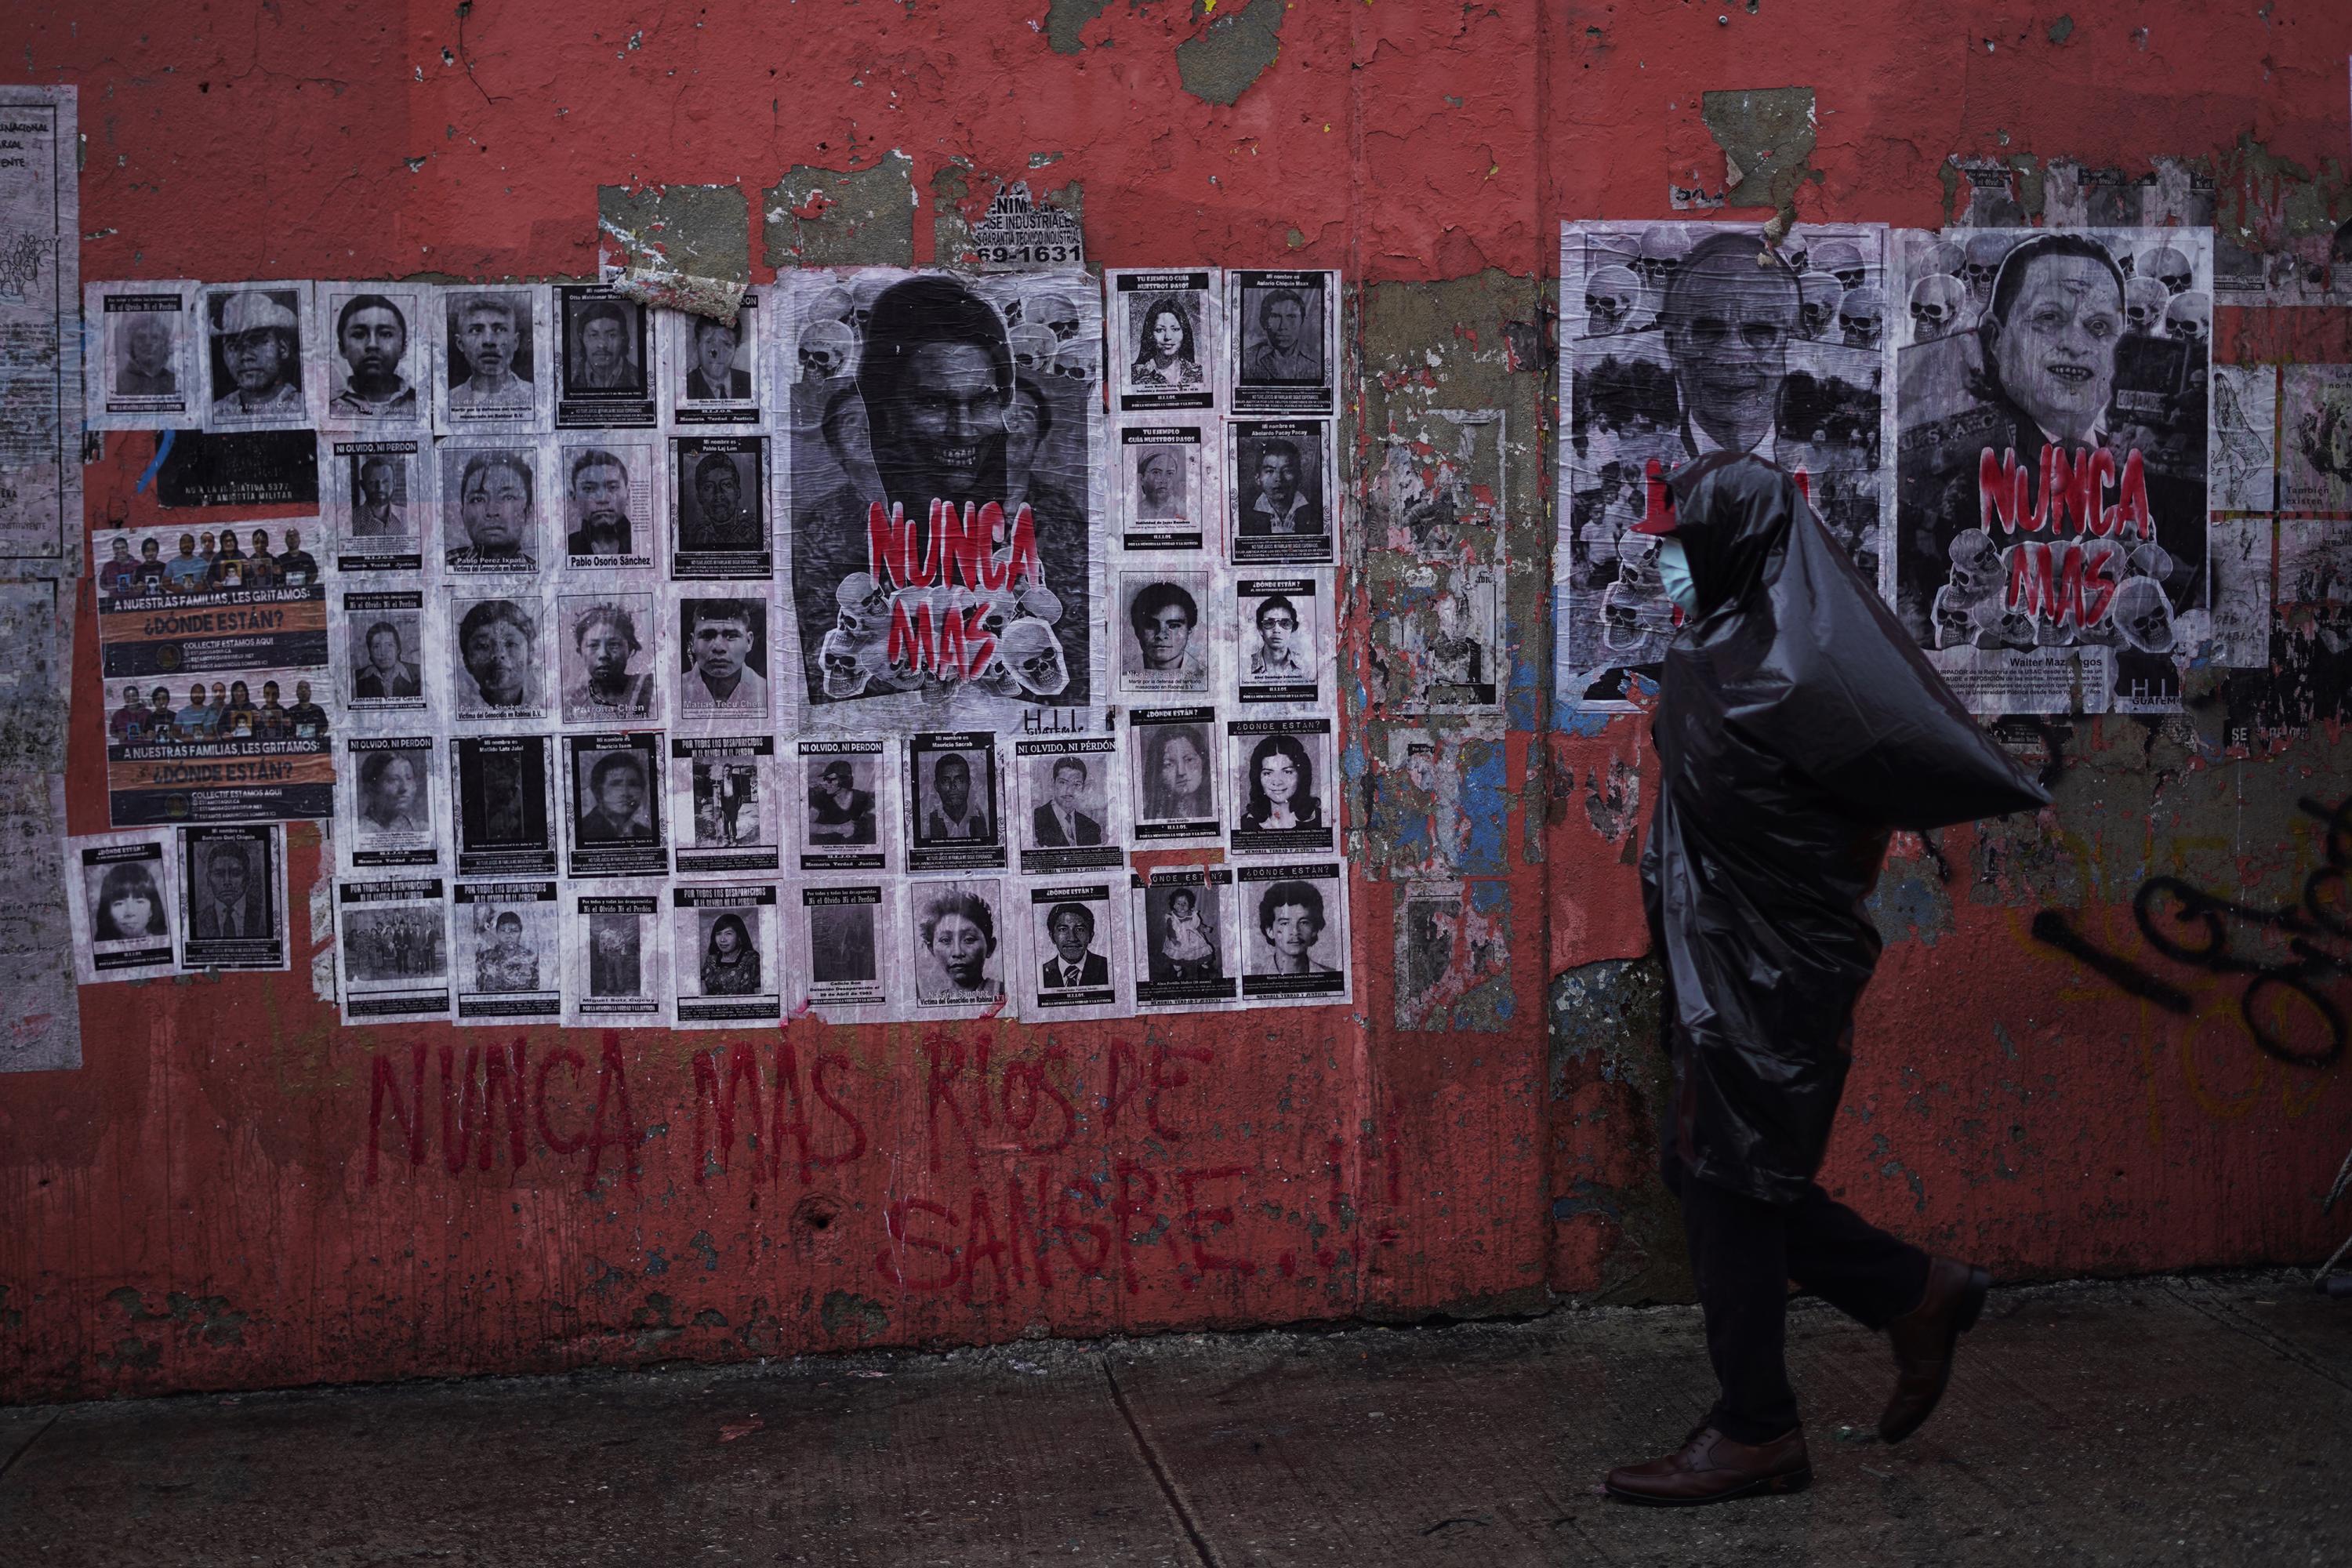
[1118,422,1214,551]
[338,735,441,871]
[795,881,892,1021]
[660,294,763,426]
[556,590,660,726]
[670,434,770,579]
[564,885,669,1026]
[337,588,430,723]
[562,732,667,879]
[334,877,451,1024]
[1129,865,1236,1011]
[327,439,425,575]
[449,734,557,877]
[66,832,179,983]
[671,882,782,1027]
[1018,879,1123,1018]
[1118,568,1216,697]
[452,879,561,1024]
[1234,572,1326,707]
[672,590,772,726]
[438,440,551,578]
[784,268,1102,729]
[796,738,890,873]
[1127,706,1220,844]
[436,285,549,434]
[321,285,430,430]
[1229,418,1337,565]
[448,590,553,725]
[84,281,198,428]
[1012,735,1122,875]
[907,877,1006,1015]
[1227,716,1336,855]
[1109,269,1217,411]
[670,735,779,876]
[554,284,655,429]
[903,731,1004,872]
[557,435,659,568]
[199,281,316,431]
[176,823,288,971]
[1225,268,1338,416]
[1236,860,1351,1004]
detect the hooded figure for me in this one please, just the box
[1608,452,2049,1508]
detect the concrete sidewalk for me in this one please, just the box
[0,1273,2344,1566]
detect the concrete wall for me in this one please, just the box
[2,0,2349,1402]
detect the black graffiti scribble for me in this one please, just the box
[2031,797,2350,1069]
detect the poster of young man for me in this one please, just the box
[795,738,891,873]
[557,437,659,568]
[1390,564,1501,713]
[660,294,764,426]
[83,281,198,428]
[669,434,771,579]
[563,884,670,1026]
[670,882,782,1027]
[333,877,451,1024]
[562,732,668,879]
[903,731,1005,873]
[176,823,288,971]
[1012,735,1122,875]
[1233,572,1327,708]
[336,588,430,726]
[448,734,557,877]
[556,591,660,726]
[1117,423,1214,551]
[198,281,317,432]
[452,879,562,1025]
[1129,865,1236,1011]
[1555,222,1893,713]
[65,831,180,983]
[906,877,1007,1015]
[1892,227,2212,715]
[1017,880,1123,1018]
[671,591,772,728]
[327,439,425,575]
[337,735,441,873]
[1226,716,1337,856]
[1229,419,1338,566]
[448,590,554,726]
[554,284,655,429]
[321,285,430,430]
[793,880,894,1022]
[670,735,779,876]
[1236,861,1352,1004]
[1117,569,1217,698]
[1127,706,1220,844]
[783,268,1102,730]
[436,285,550,435]
[1109,270,1218,412]
[1225,269,1338,416]
[437,440,551,578]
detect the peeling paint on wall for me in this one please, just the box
[1698,86,1819,220]
[763,154,916,270]
[596,183,750,321]
[1175,0,1288,107]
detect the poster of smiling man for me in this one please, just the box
[784,269,1102,730]
[1553,222,1893,713]
[1892,227,2212,714]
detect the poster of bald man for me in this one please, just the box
[1892,227,2211,715]
[434,283,551,434]
[1226,268,1338,416]
[321,285,430,430]
[782,268,1103,731]
[84,281,198,427]
[555,284,655,429]
[198,282,317,432]
[1554,221,1894,713]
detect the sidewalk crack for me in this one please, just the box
[0,1414,60,1486]
[1103,1357,1224,1568]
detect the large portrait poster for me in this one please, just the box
[1553,222,1893,713]
[1892,227,2212,713]
[783,268,1103,730]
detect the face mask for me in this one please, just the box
[1657,536,1700,616]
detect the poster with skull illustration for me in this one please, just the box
[1552,221,1893,714]
[1892,227,2212,715]
[780,269,1105,733]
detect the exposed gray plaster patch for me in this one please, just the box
[1044,0,1110,54]
[1175,0,1287,107]
[597,183,750,321]
[763,153,916,270]
[1698,86,1817,218]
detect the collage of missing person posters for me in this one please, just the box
[669,735,779,876]
[670,434,771,579]
[1129,865,1236,1012]
[795,738,892,873]
[563,884,670,1027]
[1117,565,1219,700]
[1892,227,2212,715]
[1555,221,1894,713]
[1234,571,1329,709]
[199,280,318,433]
[556,586,662,728]
[659,292,764,428]
[436,282,551,436]
[448,587,554,728]
[554,283,655,430]
[1116,421,1217,551]
[452,880,561,1024]
[781,267,1103,733]
[326,437,426,574]
[1229,418,1338,567]
[335,586,433,728]
[1392,564,1501,713]
[319,283,431,431]
[95,522,333,826]
[906,877,1007,1016]
[334,877,451,1025]
[82,280,199,429]
[1225,269,1338,416]
[64,831,181,984]
[438,437,554,579]
[1226,716,1337,855]
[1235,860,1352,1005]
[795,880,894,1022]
[562,731,668,879]
[177,823,289,972]
[903,731,1006,873]
[1108,269,1219,412]
[448,734,557,877]
[670,589,773,731]
[1017,879,1125,1019]
[558,434,660,571]
[1127,706,1221,845]
[1012,735,1123,876]
[672,882,782,1027]
[337,735,442,873]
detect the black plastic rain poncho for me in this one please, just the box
[1641,454,2049,1205]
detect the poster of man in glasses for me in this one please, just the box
[1553,223,1893,712]
[1891,227,2210,715]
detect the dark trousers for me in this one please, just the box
[1665,1160,1933,1443]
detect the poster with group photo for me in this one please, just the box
[337,735,441,872]
[554,283,655,429]
[671,882,782,1027]
[793,880,895,1022]
[326,438,426,575]
[1016,879,1125,1018]
[903,731,1004,872]
[82,281,198,428]
[64,832,180,984]
[1129,865,1236,1012]
[319,285,431,430]
[1011,735,1123,875]
[794,738,891,873]
[333,877,451,1024]
[1108,269,1218,412]
[1235,860,1352,1005]
[906,877,1007,1016]
[177,824,289,972]
[563,884,670,1026]
[436,284,550,435]
[95,521,328,677]
[452,879,562,1024]
[1225,269,1338,416]
[659,292,764,426]
[670,735,780,876]
[1117,422,1215,551]
[198,281,318,432]
[1227,716,1336,855]
[557,436,659,569]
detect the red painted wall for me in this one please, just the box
[3,2,2350,1401]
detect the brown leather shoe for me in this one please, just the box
[1603,1425,1812,1506]
[1878,1257,1990,1443]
